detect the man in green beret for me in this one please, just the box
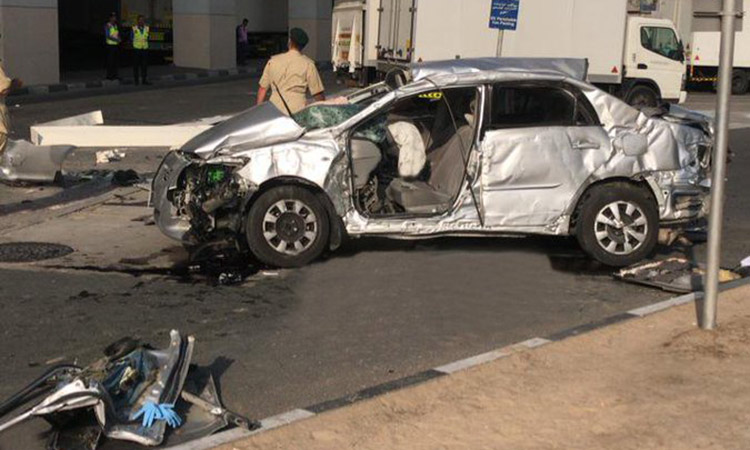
[257,28,326,114]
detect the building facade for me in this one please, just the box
[0,0,332,85]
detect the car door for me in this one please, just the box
[479,82,611,228]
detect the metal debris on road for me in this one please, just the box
[0,330,258,448]
[615,257,742,293]
[0,139,74,183]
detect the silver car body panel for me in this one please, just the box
[152,58,711,244]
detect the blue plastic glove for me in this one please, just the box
[133,402,182,428]
[157,403,182,428]
[133,402,161,428]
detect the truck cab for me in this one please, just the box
[624,16,687,106]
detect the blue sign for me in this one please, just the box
[489,0,520,30]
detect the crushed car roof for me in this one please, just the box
[409,57,589,83]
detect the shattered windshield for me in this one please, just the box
[292,103,387,142]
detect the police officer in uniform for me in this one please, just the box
[256,28,325,115]
[132,15,150,85]
[105,13,121,80]
[0,63,21,158]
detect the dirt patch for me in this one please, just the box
[220,285,750,450]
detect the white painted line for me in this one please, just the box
[163,409,316,450]
[515,337,552,349]
[434,349,511,374]
[259,408,316,430]
[164,427,253,450]
[628,292,699,317]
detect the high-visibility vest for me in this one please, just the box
[106,24,119,46]
[132,26,150,50]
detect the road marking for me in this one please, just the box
[434,349,511,374]
[164,409,316,450]
[628,293,699,317]
[515,337,552,349]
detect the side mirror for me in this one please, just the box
[616,133,648,157]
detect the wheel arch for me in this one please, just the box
[622,78,662,102]
[568,177,658,234]
[243,176,346,251]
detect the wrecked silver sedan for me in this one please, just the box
[152,58,712,268]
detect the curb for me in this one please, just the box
[8,66,262,100]
[164,275,750,450]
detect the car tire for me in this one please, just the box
[575,183,659,267]
[246,186,330,268]
[625,85,659,108]
[731,69,749,95]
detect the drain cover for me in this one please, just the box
[0,242,74,263]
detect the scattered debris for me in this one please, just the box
[0,331,259,448]
[95,149,126,165]
[615,257,742,293]
[111,169,140,186]
[0,139,74,183]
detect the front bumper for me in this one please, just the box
[152,151,193,242]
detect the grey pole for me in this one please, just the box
[702,0,737,330]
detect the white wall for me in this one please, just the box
[0,0,60,85]
[173,0,236,69]
[289,0,332,61]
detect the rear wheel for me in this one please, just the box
[625,85,659,108]
[575,183,659,267]
[246,186,329,268]
[731,69,749,95]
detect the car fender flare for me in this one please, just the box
[242,176,346,251]
[566,177,659,234]
[621,78,662,101]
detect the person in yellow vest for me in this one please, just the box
[132,15,151,86]
[257,28,325,115]
[0,63,21,158]
[105,13,121,80]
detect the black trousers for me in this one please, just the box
[133,49,149,84]
[106,45,119,80]
[237,42,249,65]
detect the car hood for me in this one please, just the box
[180,103,305,158]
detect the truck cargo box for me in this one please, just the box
[499,0,627,84]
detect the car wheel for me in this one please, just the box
[575,183,658,267]
[625,85,659,108]
[246,186,330,268]
[731,69,749,95]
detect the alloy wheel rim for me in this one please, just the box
[594,201,648,256]
[262,199,318,256]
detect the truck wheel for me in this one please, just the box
[625,85,659,108]
[246,186,330,268]
[575,183,658,267]
[731,70,749,95]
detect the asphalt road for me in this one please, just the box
[1,83,748,449]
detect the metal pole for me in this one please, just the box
[702,0,737,330]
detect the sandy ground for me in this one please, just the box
[219,285,750,450]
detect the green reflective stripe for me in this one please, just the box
[106,25,119,45]
[133,26,150,50]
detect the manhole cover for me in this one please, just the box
[0,242,74,263]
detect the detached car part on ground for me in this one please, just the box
[0,331,257,448]
[152,58,713,268]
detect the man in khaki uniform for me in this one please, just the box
[256,28,325,114]
[0,64,21,157]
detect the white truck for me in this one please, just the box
[686,4,750,94]
[333,0,687,107]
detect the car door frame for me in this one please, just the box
[339,82,489,235]
[477,79,611,231]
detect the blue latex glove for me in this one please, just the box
[133,402,182,428]
[158,403,182,428]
